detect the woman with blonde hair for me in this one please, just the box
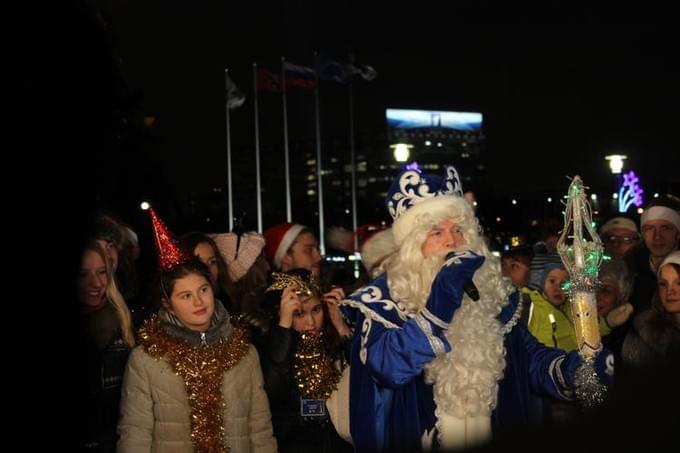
[79,240,135,452]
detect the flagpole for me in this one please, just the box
[313,51,325,255]
[281,57,292,222]
[348,77,359,277]
[225,69,234,231]
[253,62,263,233]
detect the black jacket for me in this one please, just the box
[259,325,352,453]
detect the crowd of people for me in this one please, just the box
[75,165,679,452]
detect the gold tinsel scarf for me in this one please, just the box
[138,315,251,453]
[293,331,343,400]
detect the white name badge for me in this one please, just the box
[300,398,326,417]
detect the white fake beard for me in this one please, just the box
[388,252,446,314]
[424,260,508,418]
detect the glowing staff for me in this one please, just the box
[556,176,607,405]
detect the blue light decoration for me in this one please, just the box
[618,170,644,213]
[405,161,420,172]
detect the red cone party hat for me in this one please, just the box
[148,207,194,272]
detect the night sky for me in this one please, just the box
[52,1,679,232]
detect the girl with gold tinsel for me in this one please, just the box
[260,268,353,453]
[117,208,277,453]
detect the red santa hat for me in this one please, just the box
[355,223,388,250]
[360,227,396,276]
[263,222,306,269]
[148,207,194,273]
[326,226,355,253]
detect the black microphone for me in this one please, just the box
[463,281,480,301]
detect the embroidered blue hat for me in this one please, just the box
[386,165,467,245]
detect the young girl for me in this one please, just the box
[117,208,276,453]
[180,231,234,312]
[260,268,353,453]
[623,250,680,365]
[91,213,141,308]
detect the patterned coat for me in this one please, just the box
[340,269,580,452]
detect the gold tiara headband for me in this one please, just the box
[265,272,320,297]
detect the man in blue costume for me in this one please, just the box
[340,165,613,452]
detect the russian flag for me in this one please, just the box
[257,67,281,92]
[283,61,317,90]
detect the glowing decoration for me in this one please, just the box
[618,170,644,213]
[405,161,421,172]
[557,176,607,406]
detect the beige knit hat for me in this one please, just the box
[210,232,266,282]
[600,216,639,236]
[658,250,680,278]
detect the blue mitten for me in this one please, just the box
[424,250,485,324]
[560,348,614,386]
[594,348,615,385]
[560,350,582,386]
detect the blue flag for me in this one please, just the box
[318,58,354,84]
[317,57,378,84]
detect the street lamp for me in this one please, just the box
[605,154,627,214]
[605,154,627,174]
[390,143,413,162]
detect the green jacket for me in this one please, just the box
[523,288,611,352]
